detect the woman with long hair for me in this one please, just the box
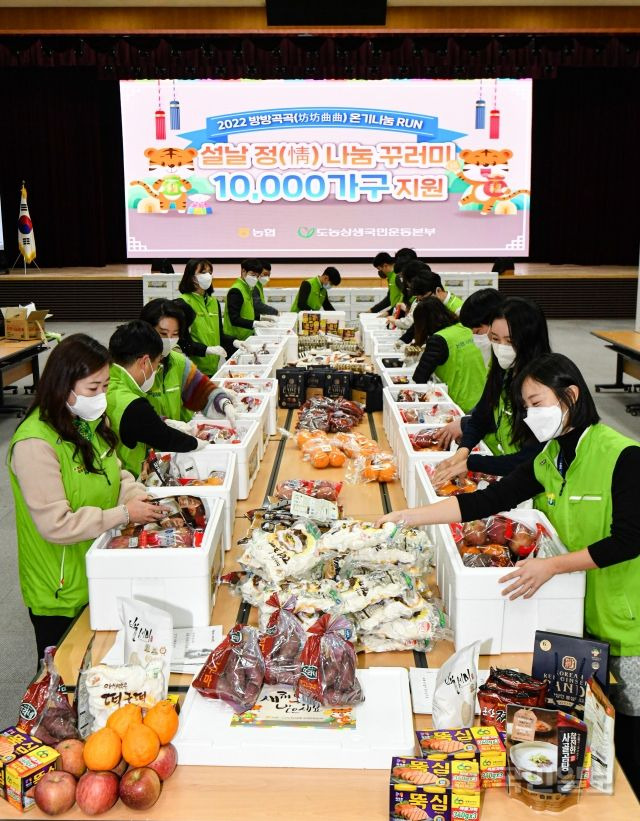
[378,353,640,797]
[432,296,551,480]
[8,335,167,665]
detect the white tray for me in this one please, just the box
[173,667,414,769]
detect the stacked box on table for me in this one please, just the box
[0,726,59,813]
[416,725,507,790]
[297,310,346,336]
[382,384,450,441]
[86,494,225,631]
[436,508,585,654]
[365,329,402,357]
[199,419,262,498]
[153,450,237,551]
[387,400,462,455]
[225,352,280,376]
[390,755,481,821]
[219,377,278,435]
[352,288,386,315]
[213,364,272,381]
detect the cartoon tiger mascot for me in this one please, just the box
[130,147,198,213]
[447,149,530,215]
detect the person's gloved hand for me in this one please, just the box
[195,437,210,450]
[222,401,237,423]
[206,345,227,361]
[224,389,243,410]
[164,418,195,435]
[260,314,278,323]
[233,339,250,351]
[254,321,273,328]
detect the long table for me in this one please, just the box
[0,336,44,414]
[9,409,638,820]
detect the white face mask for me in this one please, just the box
[492,342,516,370]
[324,282,333,291]
[140,361,157,393]
[259,275,269,286]
[161,337,179,357]
[472,333,492,364]
[67,390,107,422]
[524,402,567,443]
[195,272,212,291]
[245,274,258,288]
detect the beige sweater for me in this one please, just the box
[12,438,147,544]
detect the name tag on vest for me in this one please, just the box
[568,495,602,502]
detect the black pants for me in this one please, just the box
[28,610,74,674]
[615,712,640,799]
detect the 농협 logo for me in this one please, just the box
[562,655,577,672]
[301,664,318,680]
[230,630,243,644]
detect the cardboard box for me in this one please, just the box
[390,785,480,821]
[3,308,49,341]
[416,726,507,790]
[0,727,42,800]
[5,746,59,812]
[391,756,480,793]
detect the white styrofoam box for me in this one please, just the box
[364,329,402,357]
[387,401,463,455]
[438,508,586,654]
[382,384,451,440]
[219,378,278,436]
[154,450,237,552]
[86,494,225,631]
[142,274,180,303]
[214,364,272,381]
[351,288,386,312]
[174,667,414,768]
[247,332,298,364]
[396,424,457,503]
[232,342,287,372]
[325,289,351,309]
[469,274,498,293]
[237,395,271,457]
[439,274,469,298]
[380,368,416,389]
[263,287,295,309]
[413,461,457,573]
[297,310,347,335]
[198,418,262,499]
[225,353,279,376]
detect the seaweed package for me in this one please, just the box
[259,594,307,686]
[193,624,265,714]
[297,614,364,707]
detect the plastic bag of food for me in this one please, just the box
[20,647,78,743]
[301,436,345,470]
[332,432,379,458]
[193,624,265,714]
[452,515,540,564]
[80,662,166,734]
[259,594,306,685]
[432,640,481,730]
[297,614,363,707]
[275,479,343,501]
[346,452,398,484]
[238,522,320,584]
[409,429,445,451]
[119,598,172,700]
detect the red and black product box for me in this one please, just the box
[276,368,306,408]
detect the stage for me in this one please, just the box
[0,263,636,321]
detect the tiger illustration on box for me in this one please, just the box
[130,147,198,213]
[447,149,530,215]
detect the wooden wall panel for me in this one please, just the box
[498,278,637,319]
[0,6,638,34]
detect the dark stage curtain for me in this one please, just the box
[530,68,640,265]
[0,68,125,268]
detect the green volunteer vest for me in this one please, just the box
[255,280,266,302]
[533,424,640,656]
[291,277,326,312]
[483,385,519,456]
[432,324,486,413]
[222,278,255,341]
[179,291,221,375]
[9,412,121,618]
[388,271,403,307]
[444,291,463,315]
[147,350,192,424]
[106,364,149,478]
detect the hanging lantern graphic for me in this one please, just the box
[155,79,166,139]
[475,79,486,129]
[489,80,500,139]
[170,80,181,130]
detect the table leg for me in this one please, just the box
[595,350,633,392]
[24,350,41,395]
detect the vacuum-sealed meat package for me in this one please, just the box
[193,625,265,714]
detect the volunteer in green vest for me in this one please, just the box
[432,297,550,477]
[369,251,404,314]
[458,287,503,367]
[8,334,169,666]
[140,299,241,424]
[107,321,209,478]
[290,266,342,312]
[252,261,279,318]
[177,258,231,376]
[223,258,275,341]
[377,353,640,797]
[411,297,486,413]
[427,271,463,315]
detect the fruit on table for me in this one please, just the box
[75,771,119,816]
[147,743,178,781]
[83,726,122,772]
[106,703,143,741]
[34,770,76,816]
[122,722,160,768]
[119,767,162,811]
[328,448,346,468]
[311,450,330,469]
[55,738,86,779]
[143,700,179,745]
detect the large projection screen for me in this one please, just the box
[121,79,532,258]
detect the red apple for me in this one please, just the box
[462,520,487,546]
[76,771,119,816]
[508,528,537,557]
[34,770,76,816]
[55,738,86,779]
[111,758,128,777]
[119,767,161,810]
[147,744,178,781]
[485,516,509,546]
